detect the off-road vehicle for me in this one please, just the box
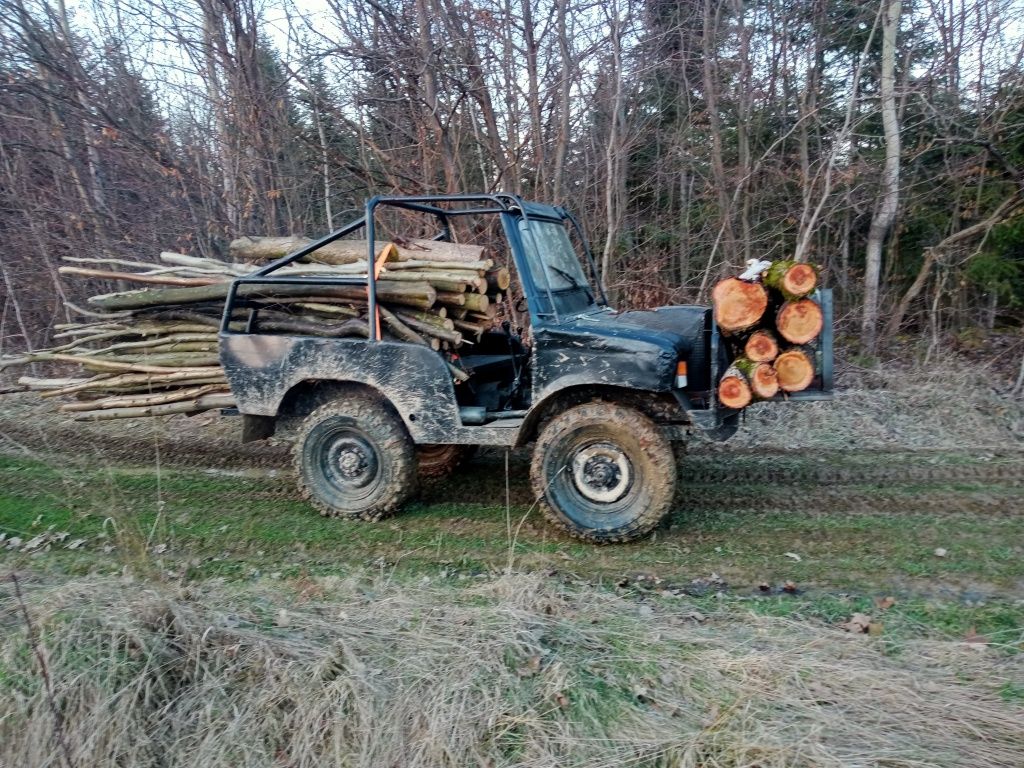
[220,194,832,542]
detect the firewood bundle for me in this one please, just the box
[0,238,510,420]
[711,260,823,410]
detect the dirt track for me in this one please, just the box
[2,391,1023,490]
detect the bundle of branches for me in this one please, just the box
[0,238,510,420]
[712,260,823,410]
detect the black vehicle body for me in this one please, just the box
[219,194,833,448]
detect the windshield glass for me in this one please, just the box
[519,219,592,295]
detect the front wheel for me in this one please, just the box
[293,395,416,521]
[530,402,676,543]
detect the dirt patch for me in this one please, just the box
[0,392,290,470]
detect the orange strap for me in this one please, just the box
[368,244,389,340]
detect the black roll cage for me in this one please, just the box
[220,193,608,338]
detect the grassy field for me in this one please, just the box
[2,367,1024,766]
[2,448,1022,640]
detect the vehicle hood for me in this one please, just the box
[531,305,711,399]
[563,305,708,356]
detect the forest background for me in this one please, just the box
[1,0,1022,359]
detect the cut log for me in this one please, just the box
[72,392,235,421]
[229,236,484,265]
[458,293,490,314]
[386,239,486,264]
[734,357,779,400]
[394,312,463,345]
[485,267,511,292]
[229,237,395,266]
[776,299,823,344]
[58,266,225,287]
[383,259,493,272]
[451,318,488,341]
[88,281,437,312]
[60,383,227,412]
[255,316,369,339]
[378,306,431,347]
[717,365,752,409]
[394,309,453,330]
[712,278,768,333]
[744,329,779,362]
[773,348,815,392]
[763,260,818,300]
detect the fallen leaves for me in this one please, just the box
[963,627,990,646]
[1,529,86,552]
[516,655,542,678]
[784,552,802,562]
[840,612,884,636]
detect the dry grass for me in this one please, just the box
[724,356,1024,451]
[2,572,1022,768]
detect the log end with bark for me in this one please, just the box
[735,357,779,399]
[718,365,753,409]
[764,260,818,300]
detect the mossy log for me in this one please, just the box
[776,298,823,344]
[712,278,768,334]
[734,357,780,400]
[763,260,818,300]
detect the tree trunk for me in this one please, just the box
[862,0,902,352]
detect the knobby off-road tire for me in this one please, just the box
[293,396,417,521]
[531,402,677,543]
[416,444,471,480]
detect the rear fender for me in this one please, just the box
[220,334,463,442]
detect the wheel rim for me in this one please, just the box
[571,442,632,504]
[312,423,381,502]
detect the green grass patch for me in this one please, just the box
[2,451,1023,641]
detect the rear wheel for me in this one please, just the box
[294,395,416,521]
[416,444,471,480]
[530,402,676,543]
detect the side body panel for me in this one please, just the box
[221,335,468,441]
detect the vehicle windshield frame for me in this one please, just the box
[516,215,598,319]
